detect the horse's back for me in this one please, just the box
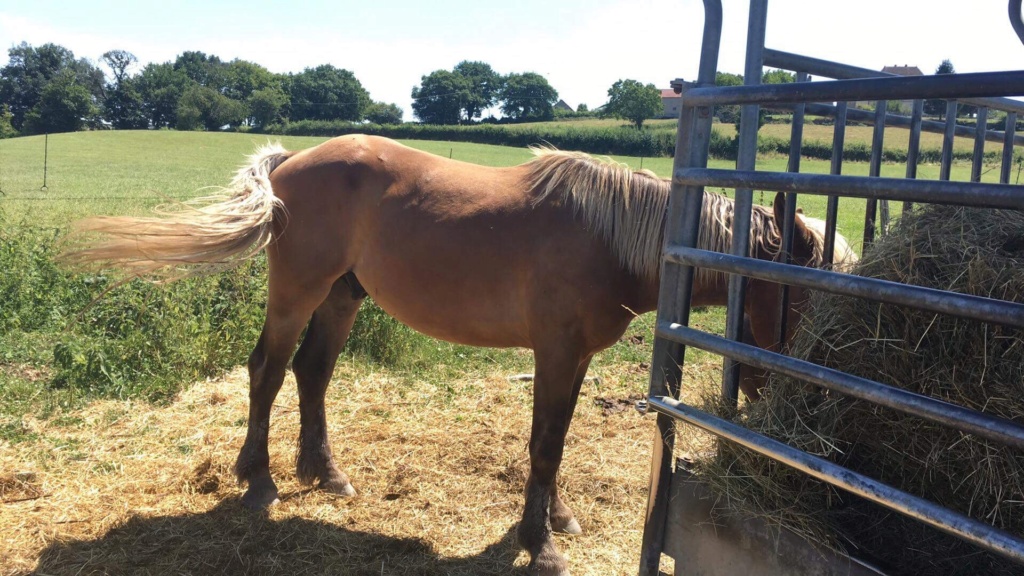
[265,135,639,350]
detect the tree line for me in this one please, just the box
[0,42,406,137]
[32,40,989,141]
[0,41,736,138]
[0,43,585,137]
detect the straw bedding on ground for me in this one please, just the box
[1,355,717,575]
[697,205,1024,576]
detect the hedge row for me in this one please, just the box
[266,120,679,157]
[261,120,1016,165]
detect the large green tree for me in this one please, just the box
[136,62,193,128]
[453,60,501,121]
[411,69,470,124]
[411,61,502,123]
[499,72,558,122]
[0,105,18,138]
[173,51,224,88]
[101,50,148,129]
[220,59,286,126]
[366,101,403,124]
[924,59,956,119]
[22,69,98,134]
[175,84,246,130]
[713,71,744,124]
[605,79,662,129]
[0,42,103,130]
[248,86,289,128]
[288,65,369,122]
[222,60,281,101]
[762,68,795,85]
[102,49,137,85]
[103,79,148,129]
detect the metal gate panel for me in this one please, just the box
[639,1,1024,573]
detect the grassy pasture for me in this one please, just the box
[0,128,1008,575]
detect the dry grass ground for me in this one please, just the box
[0,354,718,575]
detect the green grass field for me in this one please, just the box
[0,127,1006,432]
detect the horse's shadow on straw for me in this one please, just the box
[33,496,533,575]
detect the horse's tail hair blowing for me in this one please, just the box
[60,143,291,281]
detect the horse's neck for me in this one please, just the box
[631,265,729,315]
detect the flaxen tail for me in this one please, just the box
[60,143,291,281]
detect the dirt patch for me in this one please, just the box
[0,363,52,382]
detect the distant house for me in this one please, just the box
[881,65,924,77]
[554,99,574,113]
[879,65,924,114]
[660,88,682,119]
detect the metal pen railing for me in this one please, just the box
[639,1,1024,573]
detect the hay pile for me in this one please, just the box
[0,349,718,575]
[698,204,1024,576]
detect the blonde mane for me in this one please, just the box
[525,148,784,283]
[799,215,860,271]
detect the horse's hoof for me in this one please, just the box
[241,488,280,510]
[241,471,280,510]
[527,544,570,576]
[528,563,571,576]
[320,478,357,497]
[556,518,582,535]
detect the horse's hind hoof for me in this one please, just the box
[555,518,582,535]
[319,478,357,497]
[527,544,570,576]
[528,563,571,576]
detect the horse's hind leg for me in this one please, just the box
[235,275,333,510]
[517,345,589,576]
[293,273,366,496]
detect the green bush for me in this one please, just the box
[1,224,426,402]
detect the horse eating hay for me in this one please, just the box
[61,135,853,575]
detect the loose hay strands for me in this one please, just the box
[696,204,1024,576]
[0,356,700,576]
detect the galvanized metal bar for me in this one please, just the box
[683,70,1024,107]
[647,395,1024,565]
[941,100,959,181]
[822,102,847,268]
[1011,0,1024,48]
[972,107,990,182]
[722,0,768,406]
[656,323,1024,450]
[763,47,1024,114]
[905,99,924,214]
[777,71,809,347]
[663,247,1024,329]
[639,0,723,572]
[776,102,1024,147]
[864,101,887,246]
[674,168,1024,209]
[1002,111,1018,184]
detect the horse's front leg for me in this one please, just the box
[518,346,589,576]
[547,356,592,536]
[292,274,365,496]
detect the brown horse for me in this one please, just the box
[62,135,852,575]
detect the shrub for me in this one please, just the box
[1,223,429,401]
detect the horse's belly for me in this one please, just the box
[353,264,532,349]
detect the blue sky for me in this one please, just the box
[3,1,1023,120]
